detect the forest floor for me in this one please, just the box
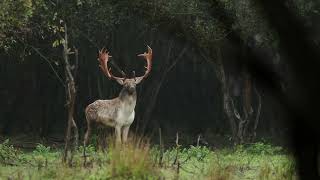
[0,136,297,180]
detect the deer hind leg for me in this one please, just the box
[122,125,130,143]
[83,118,91,165]
[115,126,122,145]
[84,120,92,147]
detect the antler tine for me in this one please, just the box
[137,45,153,79]
[98,48,124,81]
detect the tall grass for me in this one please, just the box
[206,142,297,180]
[107,135,159,179]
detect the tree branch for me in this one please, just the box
[29,46,65,87]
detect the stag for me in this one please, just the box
[84,46,152,147]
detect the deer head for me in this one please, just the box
[98,46,153,95]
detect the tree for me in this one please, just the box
[58,22,79,165]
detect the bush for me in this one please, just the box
[33,143,51,155]
[0,139,21,165]
[236,142,283,155]
[32,144,52,168]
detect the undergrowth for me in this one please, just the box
[0,138,297,180]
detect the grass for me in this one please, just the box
[0,137,297,180]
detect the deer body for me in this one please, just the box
[84,46,152,147]
[85,91,136,143]
[86,91,136,127]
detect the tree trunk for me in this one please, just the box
[215,49,238,140]
[237,71,252,144]
[62,23,79,164]
[200,48,261,144]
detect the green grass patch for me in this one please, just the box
[0,138,297,179]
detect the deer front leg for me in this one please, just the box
[115,126,122,144]
[122,125,130,143]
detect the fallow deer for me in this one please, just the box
[84,46,152,147]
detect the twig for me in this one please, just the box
[175,132,180,147]
[173,132,181,169]
[169,12,203,15]
[167,45,188,72]
[197,134,201,147]
[29,46,65,87]
[78,30,99,49]
[73,46,79,80]
[159,128,163,166]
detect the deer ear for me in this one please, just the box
[115,79,124,85]
[135,77,144,84]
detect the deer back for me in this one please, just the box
[85,99,121,127]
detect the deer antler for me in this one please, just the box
[137,45,153,79]
[98,48,125,81]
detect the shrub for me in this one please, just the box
[0,139,21,165]
[33,143,51,155]
[236,142,283,155]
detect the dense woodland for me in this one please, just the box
[1,0,320,179]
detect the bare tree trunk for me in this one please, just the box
[62,23,79,164]
[237,71,253,144]
[200,48,261,144]
[206,48,238,140]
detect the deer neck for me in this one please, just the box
[118,88,137,107]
